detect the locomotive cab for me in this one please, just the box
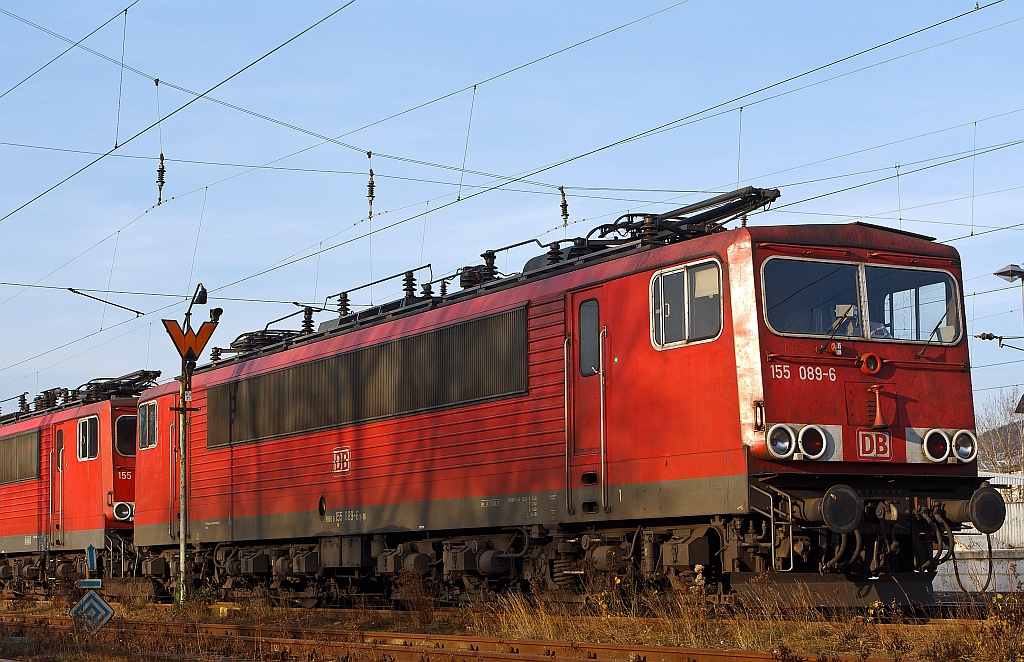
[733,223,1003,603]
[0,370,157,595]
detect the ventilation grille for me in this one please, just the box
[0,430,39,485]
[207,308,528,448]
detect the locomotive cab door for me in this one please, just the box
[111,413,137,523]
[568,287,611,514]
[50,427,66,546]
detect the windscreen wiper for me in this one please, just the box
[914,317,947,358]
[816,304,856,354]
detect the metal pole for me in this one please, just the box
[177,357,187,605]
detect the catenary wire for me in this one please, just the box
[0,2,693,195]
[0,281,322,305]
[216,132,1024,293]
[0,2,141,102]
[0,0,360,225]
[0,3,1016,382]
[0,1,1007,227]
[5,0,1013,306]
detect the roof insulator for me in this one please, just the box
[337,292,350,317]
[641,216,659,243]
[546,242,563,265]
[481,250,497,281]
[402,271,416,299]
[301,307,314,334]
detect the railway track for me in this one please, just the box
[0,612,953,662]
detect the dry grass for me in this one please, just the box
[4,580,1024,661]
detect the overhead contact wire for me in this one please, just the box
[0,0,360,225]
[0,1,141,102]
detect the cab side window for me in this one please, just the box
[77,417,98,460]
[651,261,722,348]
[138,401,158,450]
[578,299,601,376]
[55,429,64,472]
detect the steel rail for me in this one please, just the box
[0,612,945,662]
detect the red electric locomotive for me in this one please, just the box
[132,187,1004,606]
[0,371,158,594]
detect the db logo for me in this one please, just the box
[332,447,351,474]
[857,430,891,459]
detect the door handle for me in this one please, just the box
[106,491,113,506]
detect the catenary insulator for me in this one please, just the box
[559,186,569,227]
[156,152,166,205]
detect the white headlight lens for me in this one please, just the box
[953,430,977,462]
[767,424,796,460]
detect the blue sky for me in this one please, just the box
[1,1,1022,415]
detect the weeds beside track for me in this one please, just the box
[3,583,1024,662]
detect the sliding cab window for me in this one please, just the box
[651,260,722,349]
[762,256,961,345]
[77,416,99,461]
[138,401,158,450]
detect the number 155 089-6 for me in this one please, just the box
[769,364,836,382]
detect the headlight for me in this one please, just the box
[923,429,950,463]
[798,425,827,460]
[952,430,978,463]
[113,501,134,521]
[766,424,796,460]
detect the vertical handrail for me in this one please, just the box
[47,448,53,551]
[58,449,64,546]
[779,491,795,572]
[563,336,574,515]
[750,484,795,572]
[168,421,176,539]
[599,325,609,513]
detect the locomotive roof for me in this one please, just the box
[0,370,160,428]
[142,219,959,399]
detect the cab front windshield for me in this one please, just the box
[763,257,960,343]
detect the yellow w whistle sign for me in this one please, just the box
[162,320,218,362]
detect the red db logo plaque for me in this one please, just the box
[857,430,891,459]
